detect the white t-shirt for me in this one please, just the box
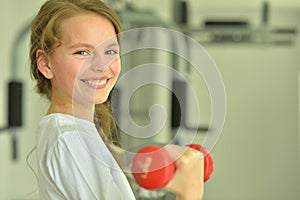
[36,113,135,200]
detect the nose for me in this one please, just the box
[89,54,110,73]
[91,64,108,72]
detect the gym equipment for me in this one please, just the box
[131,144,214,190]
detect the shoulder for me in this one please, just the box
[36,113,99,161]
[37,113,97,139]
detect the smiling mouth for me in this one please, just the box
[82,78,109,89]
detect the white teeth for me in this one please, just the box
[85,79,107,86]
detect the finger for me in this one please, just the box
[163,144,204,163]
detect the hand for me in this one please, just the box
[164,144,204,200]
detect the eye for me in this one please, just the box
[105,49,118,55]
[74,51,89,56]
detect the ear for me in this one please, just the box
[36,49,54,79]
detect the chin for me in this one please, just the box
[95,95,109,104]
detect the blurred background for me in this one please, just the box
[1,0,300,199]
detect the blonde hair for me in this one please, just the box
[29,0,121,143]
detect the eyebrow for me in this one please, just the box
[68,42,119,50]
[68,43,95,50]
[105,42,119,48]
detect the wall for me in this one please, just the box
[201,43,300,199]
[0,0,299,200]
[0,1,46,199]
[135,1,300,199]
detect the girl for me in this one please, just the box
[30,0,204,199]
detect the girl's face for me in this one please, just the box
[47,13,120,107]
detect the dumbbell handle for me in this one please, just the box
[131,144,214,190]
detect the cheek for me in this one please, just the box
[111,58,121,77]
[52,59,82,93]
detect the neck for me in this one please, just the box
[47,97,95,123]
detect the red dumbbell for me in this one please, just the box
[131,144,214,190]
